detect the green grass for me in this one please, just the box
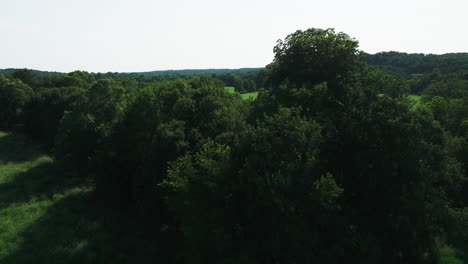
[377,94,422,109]
[408,94,422,108]
[225,87,259,100]
[224,86,235,94]
[438,244,465,264]
[0,131,170,263]
[241,91,259,100]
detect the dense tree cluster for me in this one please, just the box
[0,28,467,263]
[0,67,266,94]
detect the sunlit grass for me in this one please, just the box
[0,131,89,262]
[408,94,422,108]
[225,87,259,100]
[224,86,235,94]
[240,91,259,100]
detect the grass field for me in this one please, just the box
[225,87,259,100]
[224,86,235,94]
[0,131,169,264]
[240,91,259,100]
[408,94,422,108]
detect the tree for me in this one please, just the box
[251,28,462,263]
[0,75,34,128]
[23,86,86,145]
[12,69,35,87]
[421,79,468,102]
[54,79,129,169]
[267,28,363,89]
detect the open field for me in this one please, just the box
[225,87,259,100]
[241,91,259,100]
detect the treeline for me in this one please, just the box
[2,67,267,94]
[367,51,468,76]
[1,28,467,263]
[135,67,262,75]
[140,67,269,93]
[8,51,468,95]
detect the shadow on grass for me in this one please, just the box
[0,132,177,263]
[0,160,82,211]
[0,132,45,164]
[1,191,173,264]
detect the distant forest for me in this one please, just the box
[0,29,467,264]
[2,51,468,94]
[367,52,468,76]
[0,67,267,94]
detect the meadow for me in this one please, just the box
[408,94,422,108]
[225,86,259,100]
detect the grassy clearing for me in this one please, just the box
[377,94,422,109]
[0,131,169,264]
[225,87,259,100]
[240,91,259,100]
[224,86,235,94]
[408,94,422,108]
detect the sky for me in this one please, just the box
[1,0,467,73]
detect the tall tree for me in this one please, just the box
[267,28,363,89]
[0,75,34,128]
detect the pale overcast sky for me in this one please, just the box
[1,0,467,72]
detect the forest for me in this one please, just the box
[0,28,467,263]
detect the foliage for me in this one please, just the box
[91,76,247,226]
[367,51,468,76]
[23,86,86,145]
[267,28,363,88]
[163,109,346,263]
[0,75,34,128]
[54,79,130,169]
